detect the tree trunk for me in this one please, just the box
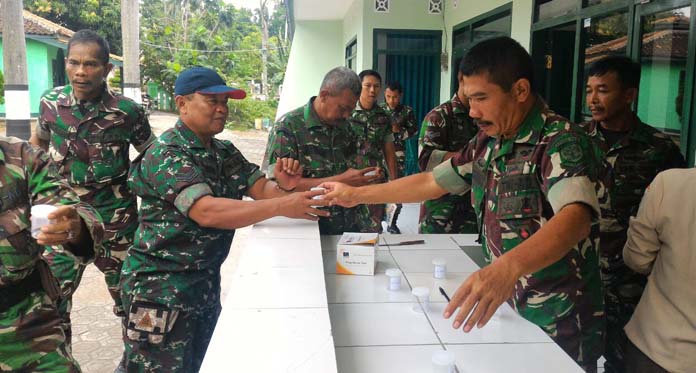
[260,0,269,97]
[121,0,141,103]
[2,0,31,139]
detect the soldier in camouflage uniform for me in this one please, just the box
[322,38,605,372]
[418,68,478,234]
[350,70,397,232]
[0,137,104,372]
[121,67,326,372]
[581,56,686,373]
[266,67,381,235]
[29,30,155,358]
[379,81,418,233]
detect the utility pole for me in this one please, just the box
[260,0,269,98]
[2,0,31,139]
[121,0,141,103]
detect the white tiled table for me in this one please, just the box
[201,219,583,373]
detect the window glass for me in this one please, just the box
[536,0,577,22]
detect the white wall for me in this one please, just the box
[277,20,344,119]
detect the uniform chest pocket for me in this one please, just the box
[87,119,131,184]
[497,174,542,221]
[0,204,38,273]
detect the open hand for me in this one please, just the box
[37,205,83,246]
[279,189,331,220]
[442,259,519,332]
[318,182,360,208]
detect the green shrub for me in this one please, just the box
[0,70,5,105]
[226,98,277,130]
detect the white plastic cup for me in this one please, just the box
[310,187,326,200]
[385,268,401,291]
[31,204,58,238]
[412,286,430,313]
[431,350,456,373]
[364,170,378,177]
[432,258,447,279]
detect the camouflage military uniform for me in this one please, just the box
[0,137,104,372]
[433,101,605,371]
[419,94,478,233]
[350,102,394,230]
[580,117,685,373]
[121,120,262,372]
[379,102,418,176]
[266,98,379,234]
[36,84,154,345]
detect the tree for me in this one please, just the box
[0,70,4,105]
[24,0,123,55]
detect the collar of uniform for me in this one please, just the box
[512,97,546,145]
[57,83,116,113]
[175,119,208,149]
[587,113,651,148]
[304,97,326,129]
[451,93,468,114]
[379,102,400,114]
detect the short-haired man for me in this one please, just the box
[121,67,328,372]
[29,29,155,359]
[418,63,478,234]
[581,55,685,373]
[0,137,103,372]
[380,81,418,233]
[265,66,381,234]
[351,70,397,232]
[322,37,605,372]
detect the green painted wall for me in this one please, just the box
[276,20,343,118]
[637,61,685,133]
[0,39,57,116]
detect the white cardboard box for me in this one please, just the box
[336,233,378,276]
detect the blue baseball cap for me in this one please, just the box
[174,66,246,99]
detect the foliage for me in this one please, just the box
[108,67,122,92]
[0,70,4,105]
[24,0,123,55]
[227,98,277,129]
[140,0,289,98]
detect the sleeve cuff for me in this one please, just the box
[247,169,265,188]
[175,183,213,216]
[547,176,600,218]
[73,202,106,258]
[35,123,51,140]
[425,149,449,171]
[433,159,471,195]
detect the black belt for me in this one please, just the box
[0,270,43,313]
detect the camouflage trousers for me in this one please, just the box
[0,291,80,372]
[537,309,604,373]
[43,236,131,348]
[123,298,221,373]
[602,265,647,373]
[419,193,477,234]
[318,205,380,235]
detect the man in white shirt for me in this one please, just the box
[623,168,696,373]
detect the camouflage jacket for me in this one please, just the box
[266,98,378,234]
[579,118,685,278]
[122,120,264,311]
[0,137,104,287]
[37,84,154,188]
[350,102,394,176]
[418,94,478,233]
[379,102,418,169]
[433,100,605,336]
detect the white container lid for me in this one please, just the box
[411,286,429,297]
[385,268,401,277]
[431,350,456,366]
[31,204,57,216]
[432,258,447,266]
